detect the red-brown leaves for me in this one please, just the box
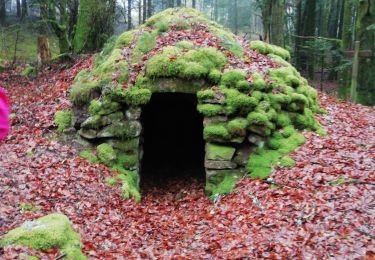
[0,56,374,258]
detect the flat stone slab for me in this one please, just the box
[206,143,235,161]
[205,160,237,169]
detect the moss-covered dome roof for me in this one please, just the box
[65,8,324,200]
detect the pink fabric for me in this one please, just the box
[0,88,10,141]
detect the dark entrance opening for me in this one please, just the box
[140,93,205,189]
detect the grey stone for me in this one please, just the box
[248,125,267,136]
[81,115,101,129]
[78,129,97,139]
[126,107,142,120]
[205,143,235,161]
[248,134,264,145]
[205,159,237,169]
[203,116,228,127]
[233,144,256,166]
[101,112,124,125]
[205,169,244,179]
[97,120,141,138]
[204,92,225,104]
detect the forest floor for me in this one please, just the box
[0,59,374,259]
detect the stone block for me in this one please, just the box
[248,134,264,145]
[126,107,142,120]
[97,120,141,138]
[233,144,256,166]
[78,129,97,139]
[206,143,235,161]
[205,159,237,169]
[203,116,228,127]
[248,125,267,136]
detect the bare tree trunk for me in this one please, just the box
[138,0,142,25]
[37,35,51,66]
[16,0,21,18]
[0,0,6,25]
[21,0,27,19]
[270,0,284,46]
[147,0,152,18]
[128,0,132,30]
[142,0,147,22]
[176,0,181,6]
[192,0,196,8]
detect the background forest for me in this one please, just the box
[0,0,374,105]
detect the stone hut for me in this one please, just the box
[58,8,322,201]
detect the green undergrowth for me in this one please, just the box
[206,173,239,198]
[80,144,140,202]
[0,214,86,260]
[54,110,72,132]
[247,126,305,179]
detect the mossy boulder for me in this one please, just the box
[0,213,86,260]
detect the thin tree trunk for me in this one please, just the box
[143,0,147,22]
[128,0,132,30]
[16,0,21,18]
[37,35,51,66]
[21,0,27,19]
[0,0,6,25]
[192,0,196,8]
[355,0,375,105]
[338,0,355,99]
[176,0,181,6]
[270,0,284,46]
[138,0,142,25]
[304,0,316,79]
[147,0,152,18]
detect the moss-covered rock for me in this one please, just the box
[0,213,86,260]
[97,143,117,166]
[206,143,235,161]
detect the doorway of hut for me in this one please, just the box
[140,92,205,191]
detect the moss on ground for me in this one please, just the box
[97,143,117,166]
[250,40,290,60]
[205,171,241,197]
[79,149,98,163]
[0,214,86,260]
[54,110,72,132]
[247,127,305,179]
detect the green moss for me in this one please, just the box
[250,40,290,60]
[116,152,138,169]
[21,66,37,77]
[79,150,98,163]
[295,108,320,130]
[88,99,101,115]
[146,46,226,79]
[268,67,302,88]
[208,69,221,83]
[0,213,86,260]
[97,143,117,166]
[247,111,269,125]
[112,138,140,152]
[70,79,101,105]
[93,49,128,83]
[251,90,263,101]
[118,170,141,202]
[203,123,230,140]
[132,31,158,63]
[54,110,72,132]
[115,30,135,48]
[176,40,194,49]
[279,156,295,167]
[19,203,39,212]
[247,127,305,179]
[251,72,267,90]
[206,143,235,161]
[329,177,355,186]
[206,173,239,197]
[197,89,215,101]
[223,88,258,114]
[221,69,246,87]
[227,118,249,136]
[218,34,244,58]
[275,112,292,127]
[105,177,118,186]
[236,80,251,92]
[110,87,152,106]
[197,104,223,116]
[155,21,169,32]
